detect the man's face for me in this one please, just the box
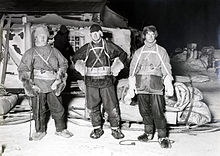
[90,31,101,42]
[35,34,48,47]
[145,31,156,43]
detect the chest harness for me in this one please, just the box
[132,44,170,77]
[85,39,111,77]
[33,47,57,80]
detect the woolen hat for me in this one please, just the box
[90,24,102,33]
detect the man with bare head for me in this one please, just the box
[18,25,73,140]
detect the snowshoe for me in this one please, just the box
[90,128,104,139]
[137,133,154,142]
[158,137,172,148]
[111,128,124,139]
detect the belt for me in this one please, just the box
[85,66,111,76]
[88,76,106,79]
[137,67,162,77]
[34,69,57,80]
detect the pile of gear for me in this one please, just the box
[165,82,211,125]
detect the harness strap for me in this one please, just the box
[131,45,145,76]
[132,44,170,76]
[34,48,55,72]
[90,42,105,68]
[85,39,111,70]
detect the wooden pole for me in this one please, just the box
[0,15,5,84]
[23,16,32,51]
[1,15,11,84]
[24,22,32,51]
[0,14,5,62]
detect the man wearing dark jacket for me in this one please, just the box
[74,24,127,139]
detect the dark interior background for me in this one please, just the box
[108,0,220,53]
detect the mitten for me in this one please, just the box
[75,60,85,76]
[22,78,40,97]
[51,70,67,96]
[124,76,136,104]
[111,57,124,76]
[164,75,174,97]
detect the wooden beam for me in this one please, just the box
[1,16,11,84]
[0,14,6,84]
[0,14,5,62]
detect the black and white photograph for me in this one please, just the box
[0,0,220,156]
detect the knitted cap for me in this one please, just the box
[34,25,49,37]
[90,24,102,33]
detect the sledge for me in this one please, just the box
[0,94,18,117]
[67,79,217,134]
[0,95,31,125]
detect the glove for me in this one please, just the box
[53,79,66,96]
[111,57,124,76]
[164,75,174,97]
[51,69,65,90]
[75,60,85,76]
[23,79,41,97]
[123,76,136,105]
[32,85,41,94]
[124,88,135,105]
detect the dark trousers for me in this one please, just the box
[137,94,167,138]
[86,85,120,128]
[31,92,66,132]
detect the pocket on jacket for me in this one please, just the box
[149,75,164,92]
[135,75,147,91]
